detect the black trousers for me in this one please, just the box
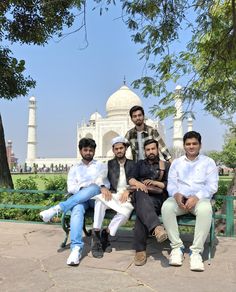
[132,190,164,251]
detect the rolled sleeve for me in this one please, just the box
[96,163,110,189]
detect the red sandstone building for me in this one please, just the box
[6,140,18,171]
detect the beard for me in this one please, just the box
[82,154,93,162]
[146,154,157,161]
[135,119,143,126]
[116,152,125,159]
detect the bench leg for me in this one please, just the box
[60,232,69,248]
[83,218,92,236]
[60,213,70,248]
[208,217,215,264]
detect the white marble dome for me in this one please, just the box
[89,111,102,121]
[106,85,142,118]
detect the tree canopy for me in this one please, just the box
[1,1,236,117]
[208,129,236,168]
[0,0,236,187]
[121,0,236,123]
[0,0,83,99]
[0,0,82,187]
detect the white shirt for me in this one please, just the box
[167,154,219,199]
[67,159,109,194]
[116,163,127,192]
[137,132,145,160]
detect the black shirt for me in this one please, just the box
[128,158,169,188]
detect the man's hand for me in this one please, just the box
[101,187,112,201]
[142,179,164,189]
[174,193,187,210]
[128,178,148,193]
[119,190,130,203]
[185,195,199,210]
[134,181,148,193]
[142,179,153,186]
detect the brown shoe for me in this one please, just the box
[153,225,168,243]
[134,251,147,266]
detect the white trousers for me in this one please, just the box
[93,200,129,236]
[161,197,212,254]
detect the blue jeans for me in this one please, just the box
[70,199,95,250]
[59,184,100,214]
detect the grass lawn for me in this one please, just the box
[12,173,67,190]
[11,173,233,189]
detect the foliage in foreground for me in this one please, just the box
[0,175,67,221]
[0,176,232,222]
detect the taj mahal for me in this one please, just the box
[25,83,193,170]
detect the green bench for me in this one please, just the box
[60,207,216,261]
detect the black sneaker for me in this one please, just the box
[101,229,112,253]
[91,231,104,258]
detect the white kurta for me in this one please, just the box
[94,163,133,217]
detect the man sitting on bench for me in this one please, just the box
[91,136,135,258]
[40,138,109,266]
[128,138,170,266]
[161,131,218,272]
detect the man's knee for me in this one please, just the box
[161,197,176,215]
[134,190,151,205]
[195,200,212,216]
[71,203,86,216]
[134,190,145,199]
[87,184,100,193]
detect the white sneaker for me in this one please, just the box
[190,253,204,271]
[39,205,61,222]
[169,248,184,266]
[67,246,81,266]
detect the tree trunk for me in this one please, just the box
[0,113,14,188]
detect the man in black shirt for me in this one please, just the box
[128,139,170,266]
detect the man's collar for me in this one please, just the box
[78,159,96,166]
[115,157,126,163]
[184,154,200,162]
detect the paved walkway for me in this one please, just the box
[0,222,236,292]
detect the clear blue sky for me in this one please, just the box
[0,3,227,164]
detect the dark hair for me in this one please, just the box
[129,105,145,118]
[183,131,202,144]
[144,139,159,149]
[78,138,96,150]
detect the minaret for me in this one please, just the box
[6,140,12,168]
[26,96,37,167]
[173,85,183,149]
[187,115,193,132]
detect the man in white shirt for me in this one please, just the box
[161,131,219,272]
[40,138,109,266]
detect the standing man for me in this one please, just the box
[128,139,170,266]
[161,131,218,272]
[125,105,172,162]
[91,136,135,258]
[40,138,109,266]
